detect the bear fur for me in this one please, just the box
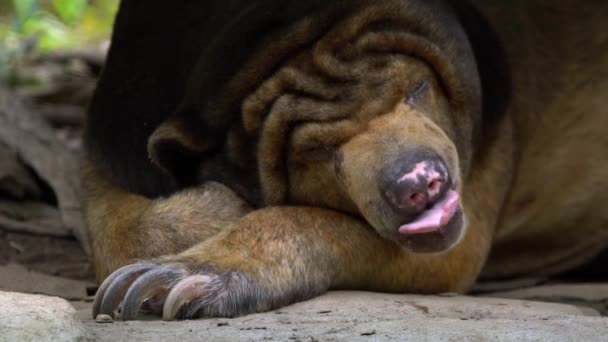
[83,0,608,320]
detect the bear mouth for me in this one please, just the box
[398,189,460,235]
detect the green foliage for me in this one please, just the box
[0,0,119,83]
[13,0,38,28]
[52,0,88,26]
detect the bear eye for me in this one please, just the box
[298,145,337,162]
[406,80,429,105]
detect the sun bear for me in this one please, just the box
[83,0,608,320]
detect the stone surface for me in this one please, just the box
[0,291,88,342]
[78,291,608,342]
[4,289,607,341]
[94,314,113,324]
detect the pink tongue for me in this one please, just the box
[399,190,460,235]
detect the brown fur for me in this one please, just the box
[82,161,251,280]
[84,0,607,319]
[473,0,608,277]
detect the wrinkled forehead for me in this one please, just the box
[184,0,479,130]
[215,2,480,205]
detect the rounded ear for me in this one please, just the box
[147,117,209,186]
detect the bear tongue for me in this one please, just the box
[398,190,460,235]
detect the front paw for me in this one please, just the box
[92,260,259,320]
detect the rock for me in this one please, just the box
[94,314,113,324]
[0,264,94,300]
[0,291,88,342]
[81,291,608,341]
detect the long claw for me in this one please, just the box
[98,264,155,318]
[162,274,214,321]
[120,267,187,320]
[92,263,155,319]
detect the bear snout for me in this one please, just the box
[379,150,452,222]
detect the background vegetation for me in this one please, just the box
[0,0,118,83]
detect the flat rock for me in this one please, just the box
[0,291,88,342]
[80,291,608,341]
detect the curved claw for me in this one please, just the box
[120,267,187,320]
[92,263,155,319]
[98,263,156,318]
[163,274,215,321]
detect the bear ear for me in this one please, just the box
[147,117,209,186]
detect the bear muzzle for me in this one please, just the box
[377,149,464,253]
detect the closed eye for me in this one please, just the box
[297,145,337,162]
[406,80,429,105]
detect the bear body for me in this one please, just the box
[475,0,608,277]
[83,0,608,320]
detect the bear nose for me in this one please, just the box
[379,151,451,220]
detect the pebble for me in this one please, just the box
[95,314,114,323]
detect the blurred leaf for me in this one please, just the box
[21,13,71,51]
[52,0,87,26]
[1,0,118,84]
[12,0,39,30]
[13,0,38,20]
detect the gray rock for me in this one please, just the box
[5,287,606,341]
[94,314,113,324]
[0,291,88,342]
[80,291,608,342]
